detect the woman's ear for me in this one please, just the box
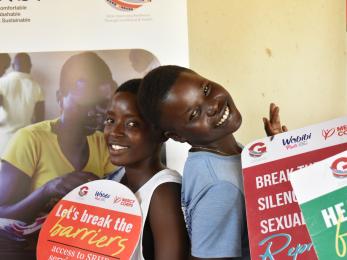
[164,131,187,143]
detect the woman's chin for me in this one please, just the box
[110,157,128,167]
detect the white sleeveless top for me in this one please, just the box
[109,168,182,260]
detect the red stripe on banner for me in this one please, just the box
[112,0,142,8]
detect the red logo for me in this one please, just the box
[330,157,347,178]
[113,196,135,207]
[322,128,335,140]
[322,125,347,140]
[248,142,267,158]
[106,0,151,11]
[113,196,122,204]
[78,186,89,197]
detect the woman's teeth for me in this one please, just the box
[111,144,128,151]
[216,106,229,127]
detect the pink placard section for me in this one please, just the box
[241,116,347,259]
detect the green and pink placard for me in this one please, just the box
[289,151,347,259]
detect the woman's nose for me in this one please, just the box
[206,99,219,117]
[109,121,124,136]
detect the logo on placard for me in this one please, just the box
[121,198,135,207]
[322,128,336,140]
[78,186,89,197]
[113,196,136,207]
[282,133,311,150]
[248,142,267,158]
[322,125,347,140]
[106,0,151,11]
[95,191,111,201]
[330,157,347,178]
[114,196,122,204]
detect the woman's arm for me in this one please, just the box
[148,182,190,260]
[0,161,99,223]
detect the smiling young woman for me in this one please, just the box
[138,65,286,259]
[104,79,189,260]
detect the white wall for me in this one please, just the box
[188,0,346,145]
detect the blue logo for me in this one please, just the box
[282,133,311,150]
[95,191,111,201]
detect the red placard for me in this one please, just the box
[242,116,347,259]
[37,180,142,260]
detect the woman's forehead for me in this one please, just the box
[177,70,204,81]
[111,92,138,107]
[108,93,146,122]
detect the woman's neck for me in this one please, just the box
[191,132,242,156]
[123,156,165,193]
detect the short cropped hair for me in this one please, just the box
[60,52,113,96]
[138,65,194,128]
[116,78,141,95]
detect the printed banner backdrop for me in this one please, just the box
[37,180,142,260]
[241,116,347,259]
[289,152,347,260]
[0,0,188,65]
[0,0,190,173]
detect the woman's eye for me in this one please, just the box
[203,84,210,96]
[127,121,138,127]
[189,108,200,121]
[104,118,114,125]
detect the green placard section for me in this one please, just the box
[301,186,347,259]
